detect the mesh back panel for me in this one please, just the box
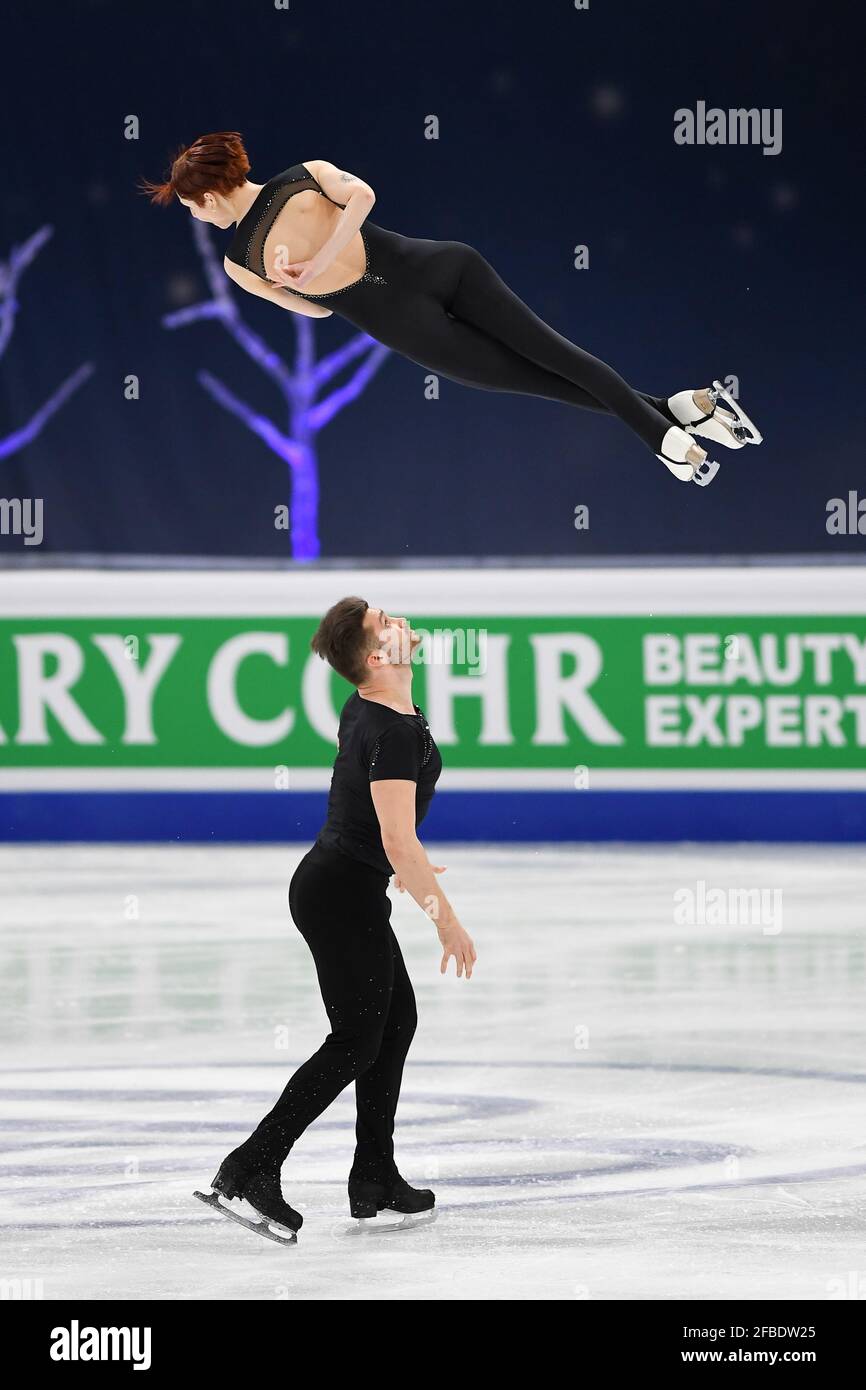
[242,166,344,277]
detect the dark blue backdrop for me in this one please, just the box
[0,0,861,561]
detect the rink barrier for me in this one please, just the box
[1,566,865,843]
[1,789,864,842]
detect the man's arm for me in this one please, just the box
[370,779,476,978]
[223,257,334,318]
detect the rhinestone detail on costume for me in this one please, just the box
[244,194,278,273]
[368,711,432,774]
[418,714,433,769]
[288,228,388,300]
[238,170,388,298]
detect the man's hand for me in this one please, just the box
[392,863,446,894]
[437,921,477,980]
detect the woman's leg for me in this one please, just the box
[225,848,398,1178]
[396,298,674,456]
[438,242,676,453]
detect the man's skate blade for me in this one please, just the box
[711,379,763,444]
[193,1190,298,1246]
[340,1207,438,1237]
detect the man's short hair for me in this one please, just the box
[310,596,374,686]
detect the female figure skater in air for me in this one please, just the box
[192,601,474,1244]
[143,131,762,486]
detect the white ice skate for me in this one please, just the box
[668,381,763,450]
[656,425,719,486]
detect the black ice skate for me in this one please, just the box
[346,1171,437,1232]
[193,1157,302,1247]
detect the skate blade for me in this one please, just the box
[691,409,747,450]
[193,1189,298,1246]
[711,379,763,444]
[339,1207,438,1238]
[692,458,719,486]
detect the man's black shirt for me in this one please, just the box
[316,691,443,874]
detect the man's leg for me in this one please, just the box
[350,925,418,1183]
[226,851,394,1178]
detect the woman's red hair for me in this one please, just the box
[140,131,250,206]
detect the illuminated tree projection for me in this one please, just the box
[163,221,391,560]
[0,226,94,461]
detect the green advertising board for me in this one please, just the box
[1,569,864,788]
[1,613,865,770]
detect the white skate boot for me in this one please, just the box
[668,381,763,450]
[656,425,719,486]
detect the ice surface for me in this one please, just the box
[1,843,865,1301]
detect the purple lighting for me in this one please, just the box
[0,226,94,461]
[162,221,390,560]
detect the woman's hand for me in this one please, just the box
[269,258,327,291]
[436,920,477,980]
[392,863,446,894]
